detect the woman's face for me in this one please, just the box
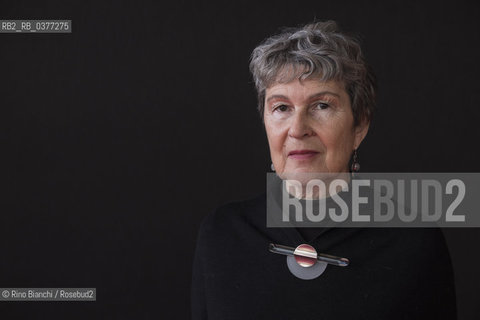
[264,78,369,177]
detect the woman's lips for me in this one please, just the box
[288,150,319,160]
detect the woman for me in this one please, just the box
[191,21,456,319]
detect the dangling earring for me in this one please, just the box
[351,149,360,174]
[271,163,275,172]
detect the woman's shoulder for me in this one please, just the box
[196,193,266,239]
[203,193,266,225]
[356,227,450,254]
[353,227,453,272]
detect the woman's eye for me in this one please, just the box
[273,104,289,112]
[315,102,330,110]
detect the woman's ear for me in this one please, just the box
[353,120,370,150]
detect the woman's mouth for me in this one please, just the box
[287,150,319,160]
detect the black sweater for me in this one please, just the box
[191,193,456,319]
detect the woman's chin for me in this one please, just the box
[284,165,326,174]
[279,167,328,182]
[279,166,349,183]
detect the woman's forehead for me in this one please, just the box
[266,78,346,99]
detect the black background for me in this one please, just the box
[1,0,479,319]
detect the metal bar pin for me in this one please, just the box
[269,243,349,267]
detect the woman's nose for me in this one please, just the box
[288,110,314,138]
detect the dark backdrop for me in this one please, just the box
[1,0,479,319]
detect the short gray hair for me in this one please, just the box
[249,20,376,126]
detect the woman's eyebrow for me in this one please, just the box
[266,91,341,103]
[266,94,290,103]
